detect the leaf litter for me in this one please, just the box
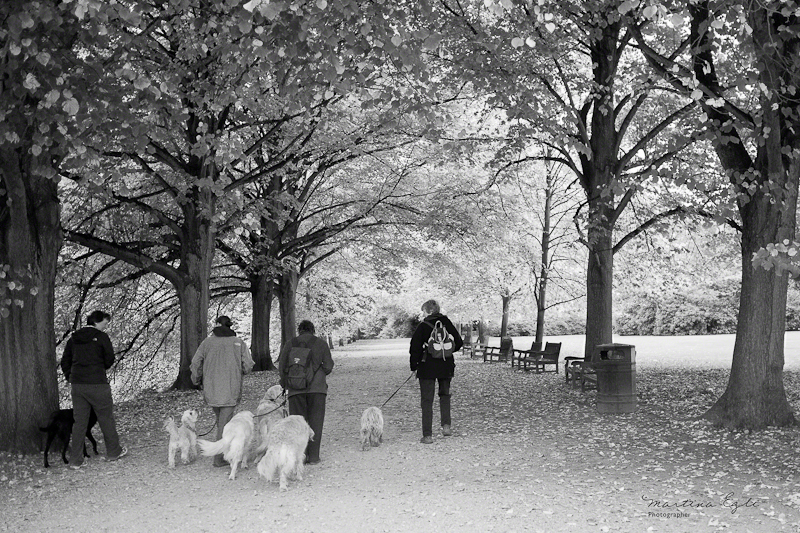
[0,346,798,532]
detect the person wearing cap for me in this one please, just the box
[190,315,254,467]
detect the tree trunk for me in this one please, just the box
[583,217,614,358]
[171,201,214,390]
[251,273,276,371]
[700,4,797,428]
[535,173,553,344]
[500,294,511,338]
[278,268,298,349]
[581,21,620,358]
[704,203,796,427]
[0,148,61,452]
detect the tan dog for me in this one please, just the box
[251,398,287,462]
[257,415,314,491]
[164,409,199,468]
[261,384,285,404]
[197,411,254,480]
[360,406,384,451]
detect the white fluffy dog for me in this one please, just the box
[164,409,199,468]
[251,398,287,462]
[197,410,254,480]
[360,406,384,451]
[257,415,314,491]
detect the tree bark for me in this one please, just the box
[535,171,553,344]
[583,205,614,358]
[581,21,620,358]
[171,199,214,390]
[278,268,298,349]
[705,189,796,427]
[250,273,276,371]
[500,294,511,338]
[697,4,797,427]
[0,147,61,452]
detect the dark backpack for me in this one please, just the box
[423,319,454,360]
[282,339,317,390]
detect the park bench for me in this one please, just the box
[471,341,487,359]
[483,337,513,363]
[518,342,562,373]
[511,341,541,368]
[564,353,597,391]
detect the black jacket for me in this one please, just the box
[61,327,115,384]
[409,313,463,379]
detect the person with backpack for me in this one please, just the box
[190,315,253,467]
[277,319,334,464]
[409,299,463,444]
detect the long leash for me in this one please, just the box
[196,390,287,438]
[381,371,415,408]
[196,421,216,437]
[254,396,287,419]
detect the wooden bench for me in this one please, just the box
[511,341,541,368]
[514,342,561,373]
[564,354,597,391]
[483,337,513,363]
[471,341,487,360]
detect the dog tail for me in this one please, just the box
[197,437,229,457]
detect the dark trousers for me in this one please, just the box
[69,383,122,465]
[419,378,451,437]
[288,393,326,462]
[212,406,235,466]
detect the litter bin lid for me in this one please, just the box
[596,343,635,349]
[595,343,635,362]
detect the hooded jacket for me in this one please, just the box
[409,313,463,380]
[190,326,254,407]
[61,326,115,384]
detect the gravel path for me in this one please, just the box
[1,339,798,532]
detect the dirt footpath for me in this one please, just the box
[1,339,799,533]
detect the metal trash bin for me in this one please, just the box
[594,343,636,414]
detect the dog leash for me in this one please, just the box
[380,371,416,408]
[253,397,287,419]
[196,421,217,437]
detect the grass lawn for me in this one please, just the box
[484,332,800,369]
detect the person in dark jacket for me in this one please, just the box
[409,299,463,444]
[61,310,127,468]
[277,320,334,464]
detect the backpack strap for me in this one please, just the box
[420,318,437,364]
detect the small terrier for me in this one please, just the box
[257,415,315,491]
[360,406,384,451]
[164,409,199,468]
[198,411,254,480]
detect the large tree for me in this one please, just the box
[428,0,701,357]
[0,2,129,452]
[633,0,799,428]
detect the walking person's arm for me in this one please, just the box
[190,342,206,387]
[320,342,334,375]
[241,340,254,375]
[60,338,74,382]
[101,333,116,369]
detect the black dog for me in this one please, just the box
[39,408,99,468]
